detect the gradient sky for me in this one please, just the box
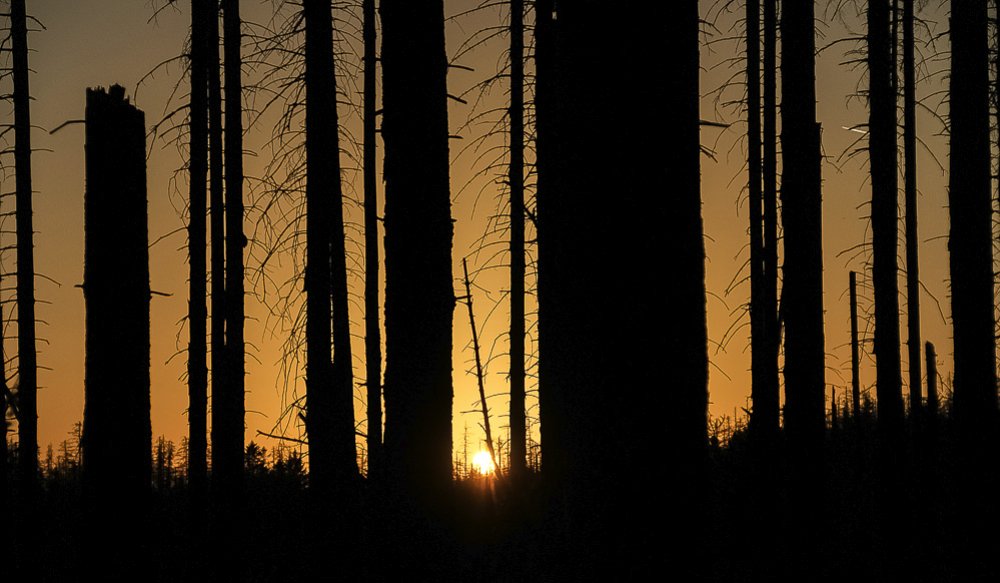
[8,1,960,464]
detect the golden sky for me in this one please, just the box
[10,1,960,462]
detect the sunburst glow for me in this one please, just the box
[473,451,495,475]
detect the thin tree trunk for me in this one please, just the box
[903,0,920,418]
[362,0,382,483]
[208,0,231,497]
[761,0,780,439]
[188,0,210,505]
[12,0,37,497]
[851,271,861,419]
[869,0,903,436]
[925,341,937,416]
[748,0,764,436]
[462,259,498,473]
[508,0,527,484]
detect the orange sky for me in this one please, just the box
[10,2,960,464]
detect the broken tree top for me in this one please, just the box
[87,84,144,120]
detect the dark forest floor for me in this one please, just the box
[7,419,1000,582]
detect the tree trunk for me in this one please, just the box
[948,1,996,573]
[903,0,920,418]
[748,0,762,396]
[303,0,356,496]
[780,0,825,460]
[12,0,38,498]
[949,0,996,431]
[380,0,453,572]
[217,0,245,501]
[851,271,862,420]
[362,0,382,483]
[82,83,151,579]
[868,0,903,436]
[925,341,937,416]
[208,0,237,505]
[535,0,566,491]
[761,0,781,440]
[780,1,826,573]
[188,0,210,507]
[537,1,706,575]
[507,0,527,485]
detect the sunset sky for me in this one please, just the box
[8,1,960,463]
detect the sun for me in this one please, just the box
[472,451,495,475]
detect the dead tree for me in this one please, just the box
[362,0,383,482]
[82,84,152,577]
[187,0,211,505]
[507,0,528,485]
[12,0,38,496]
[868,0,904,436]
[902,0,921,418]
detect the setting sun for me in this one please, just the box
[472,451,495,475]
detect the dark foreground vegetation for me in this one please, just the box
[6,405,1000,582]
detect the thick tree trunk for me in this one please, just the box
[537,1,705,575]
[780,1,826,574]
[949,0,996,431]
[362,0,382,483]
[868,0,904,436]
[948,2,996,574]
[12,0,37,497]
[82,83,151,579]
[780,0,825,460]
[535,0,565,490]
[303,0,356,495]
[507,0,527,484]
[380,1,453,574]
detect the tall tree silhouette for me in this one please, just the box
[211,0,247,575]
[536,0,706,574]
[208,2,226,495]
[303,0,356,495]
[212,0,245,503]
[82,84,152,579]
[868,0,903,436]
[188,0,211,504]
[851,271,862,419]
[902,0,922,414]
[748,0,782,442]
[379,0,453,558]
[780,0,825,459]
[362,0,382,482]
[780,2,826,572]
[949,0,995,431]
[902,0,921,418]
[507,0,527,484]
[11,0,38,497]
[760,0,781,439]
